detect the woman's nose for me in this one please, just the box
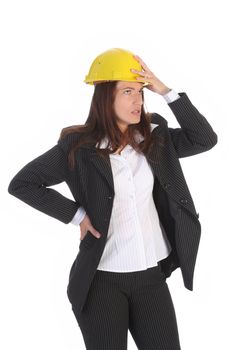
[134,95,143,105]
[132,91,143,102]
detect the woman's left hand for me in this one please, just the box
[131,55,171,95]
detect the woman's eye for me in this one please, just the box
[123,90,143,95]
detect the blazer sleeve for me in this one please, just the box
[7,139,81,224]
[166,92,218,158]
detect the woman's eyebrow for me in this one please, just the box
[121,87,144,91]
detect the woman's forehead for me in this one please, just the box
[116,81,144,89]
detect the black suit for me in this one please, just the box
[8,92,218,318]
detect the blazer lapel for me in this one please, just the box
[89,149,114,190]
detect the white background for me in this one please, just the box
[1,0,232,349]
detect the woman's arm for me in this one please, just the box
[131,55,217,158]
[167,92,218,158]
[8,143,81,224]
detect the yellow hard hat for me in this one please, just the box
[84,48,149,86]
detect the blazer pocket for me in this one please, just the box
[79,230,98,249]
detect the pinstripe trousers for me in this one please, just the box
[71,263,181,350]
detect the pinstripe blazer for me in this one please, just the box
[8,92,218,317]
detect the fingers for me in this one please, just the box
[79,214,102,240]
[80,218,102,240]
[93,229,102,238]
[131,68,145,75]
[87,226,102,238]
[131,67,154,80]
[133,54,150,71]
[132,55,154,84]
[130,69,154,85]
[80,229,101,240]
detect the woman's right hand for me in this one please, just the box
[79,214,102,240]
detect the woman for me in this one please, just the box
[8,48,218,350]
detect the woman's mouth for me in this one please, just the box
[131,110,141,115]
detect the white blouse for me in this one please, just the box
[71,89,180,272]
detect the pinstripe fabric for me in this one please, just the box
[8,92,218,319]
[72,264,181,350]
[7,143,81,223]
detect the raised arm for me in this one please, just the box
[167,92,218,158]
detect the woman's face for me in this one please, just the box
[113,81,144,133]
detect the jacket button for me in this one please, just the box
[104,218,108,222]
[180,198,188,204]
[164,183,171,189]
[108,196,112,200]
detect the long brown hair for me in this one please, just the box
[59,81,161,170]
